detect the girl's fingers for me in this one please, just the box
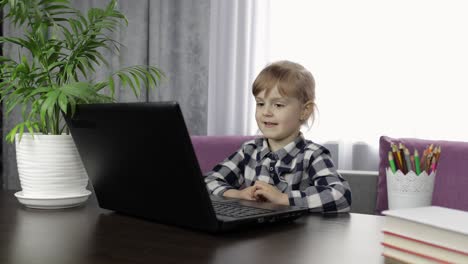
[254,189,266,198]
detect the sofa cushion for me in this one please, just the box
[190,135,256,174]
[377,135,468,213]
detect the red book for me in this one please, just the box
[382,231,468,264]
[382,244,453,264]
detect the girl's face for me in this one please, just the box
[255,86,305,151]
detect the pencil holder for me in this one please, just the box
[386,168,436,210]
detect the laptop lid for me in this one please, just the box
[66,102,220,231]
[66,102,308,232]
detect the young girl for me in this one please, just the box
[204,61,351,213]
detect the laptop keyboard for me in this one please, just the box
[211,201,273,218]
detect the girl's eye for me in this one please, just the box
[256,102,264,107]
[275,104,284,108]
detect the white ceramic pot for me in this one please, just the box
[15,133,89,197]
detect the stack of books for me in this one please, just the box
[381,206,468,264]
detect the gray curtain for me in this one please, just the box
[1,0,210,190]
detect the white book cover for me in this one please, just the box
[382,206,468,235]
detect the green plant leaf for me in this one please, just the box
[108,75,115,97]
[0,0,165,138]
[6,124,20,143]
[0,36,28,47]
[26,86,54,98]
[40,89,60,121]
[58,92,68,113]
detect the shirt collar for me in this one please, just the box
[258,133,306,163]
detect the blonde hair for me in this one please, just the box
[252,60,316,124]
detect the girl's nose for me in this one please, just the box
[262,106,273,116]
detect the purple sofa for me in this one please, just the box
[190,135,256,174]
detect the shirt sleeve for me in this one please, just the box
[204,146,246,196]
[287,148,352,213]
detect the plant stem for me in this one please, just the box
[55,105,60,134]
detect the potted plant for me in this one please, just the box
[0,0,164,208]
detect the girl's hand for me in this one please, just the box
[224,186,257,201]
[253,181,289,205]
[238,186,258,200]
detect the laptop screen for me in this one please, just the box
[65,102,219,230]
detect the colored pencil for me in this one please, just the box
[414,149,421,175]
[404,148,412,173]
[388,151,397,173]
[391,143,402,172]
[399,143,407,174]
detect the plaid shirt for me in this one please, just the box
[204,134,352,213]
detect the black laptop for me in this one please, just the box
[65,102,308,232]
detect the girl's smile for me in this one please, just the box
[263,121,278,128]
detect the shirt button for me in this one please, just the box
[269,167,274,171]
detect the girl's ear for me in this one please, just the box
[301,100,314,120]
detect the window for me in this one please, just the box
[268,0,468,145]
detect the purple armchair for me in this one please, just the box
[190,135,256,174]
[377,136,468,213]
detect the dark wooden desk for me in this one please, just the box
[0,190,384,264]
